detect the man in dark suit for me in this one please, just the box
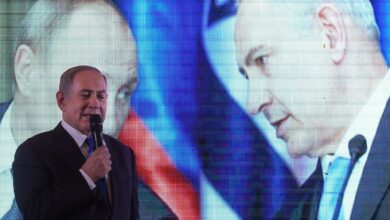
[12,65,139,219]
[235,0,390,219]
[0,0,175,219]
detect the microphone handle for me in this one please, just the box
[93,131,104,147]
[332,158,357,220]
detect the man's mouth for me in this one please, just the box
[81,113,100,119]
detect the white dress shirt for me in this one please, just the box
[321,70,390,219]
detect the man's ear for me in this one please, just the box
[316,4,347,64]
[14,45,36,96]
[56,91,65,110]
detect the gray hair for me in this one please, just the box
[14,0,126,56]
[239,0,379,39]
[59,65,106,95]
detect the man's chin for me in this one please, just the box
[80,129,91,136]
[287,144,320,159]
[288,151,305,159]
[286,141,310,158]
[78,122,91,135]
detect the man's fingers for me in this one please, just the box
[81,146,112,181]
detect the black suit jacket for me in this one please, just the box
[277,99,390,219]
[12,123,139,220]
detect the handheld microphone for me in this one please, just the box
[90,114,103,148]
[89,114,110,205]
[348,135,367,164]
[332,134,367,220]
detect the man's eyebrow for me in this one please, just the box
[79,89,107,94]
[244,45,266,66]
[79,89,92,93]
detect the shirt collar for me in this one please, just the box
[60,120,88,148]
[322,70,390,172]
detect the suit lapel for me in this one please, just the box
[103,136,130,219]
[103,136,119,210]
[52,123,86,171]
[351,99,390,219]
[104,136,114,193]
[289,160,323,220]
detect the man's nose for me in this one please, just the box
[88,95,101,110]
[247,77,271,115]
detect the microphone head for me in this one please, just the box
[348,134,367,160]
[90,114,103,133]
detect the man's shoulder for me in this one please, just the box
[17,130,54,151]
[13,129,56,166]
[16,124,63,156]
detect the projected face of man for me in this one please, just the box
[14,2,137,140]
[235,0,351,157]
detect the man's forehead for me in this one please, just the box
[74,70,106,82]
[72,83,107,94]
[235,0,314,61]
[235,1,282,61]
[34,1,135,93]
[44,8,137,84]
[70,2,123,25]
[237,0,302,25]
[48,1,135,61]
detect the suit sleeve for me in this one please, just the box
[12,140,97,220]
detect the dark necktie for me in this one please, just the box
[85,136,110,206]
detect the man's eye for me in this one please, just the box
[254,55,269,66]
[117,86,132,102]
[97,91,108,99]
[80,93,90,99]
[98,94,107,100]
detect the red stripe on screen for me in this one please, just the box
[118,110,200,219]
